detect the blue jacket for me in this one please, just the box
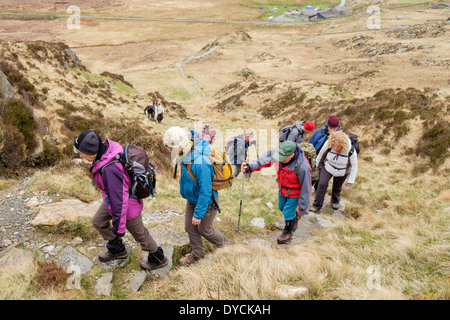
[179,136,218,219]
[309,123,341,154]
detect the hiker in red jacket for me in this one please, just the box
[242,141,311,244]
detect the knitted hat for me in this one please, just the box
[303,121,315,132]
[327,115,339,128]
[73,129,102,155]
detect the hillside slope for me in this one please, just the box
[0,40,191,176]
[0,0,449,301]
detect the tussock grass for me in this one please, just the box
[27,160,98,202]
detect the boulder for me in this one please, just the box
[0,71,15,99]
[0,247,34,273]
[148,224,190,249]
[57,246,93,274]
[275,285,308,298]
[124,270,147,292]
[30,199,102,226]
[95,272,113,296]
[251,217,266,229]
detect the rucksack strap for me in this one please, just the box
[184,163,221,213]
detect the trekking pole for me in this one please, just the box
[237,165,245,231]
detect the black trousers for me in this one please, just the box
[312,168,348,209]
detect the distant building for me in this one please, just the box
[301,8,334,20]
[300,8,318,17]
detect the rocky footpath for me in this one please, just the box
[1,177,344,295]
[0,179,191,294]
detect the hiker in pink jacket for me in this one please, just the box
[73,129,167,271]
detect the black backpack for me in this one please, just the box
[345,131,360,156]
[101,144,157,199]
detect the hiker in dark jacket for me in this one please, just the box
[163,126,230,266]
[309,115,341,154]
[144,104,155,120]
[279,120,315,144]
[242,141,311,244]
[73,129,167,271]
[226,129,256,178]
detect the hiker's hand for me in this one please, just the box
[192,217,201,226]
[241,162,248,173]
[345,183,352,191]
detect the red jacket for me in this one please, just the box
[248,145,312,215]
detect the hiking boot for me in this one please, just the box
[331,202,340,210]
[277,219,296,244]
[98,248,129,262]
[140,247,168,271]
[309,206,320,213]
[179,253,200,266]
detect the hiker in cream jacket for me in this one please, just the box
[310,131,357,212]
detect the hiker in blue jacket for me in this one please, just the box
[309,115,341,154]
[163,126,230,266]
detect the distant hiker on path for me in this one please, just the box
[144,103,155,120]
[154,99,164,123]
[309,115,341,154]
[73,129,168,271]
[279,120,315,144]
[309,131,358,213]
[242,140,311,244]
[163,126,230,266]
[226,129,256,178]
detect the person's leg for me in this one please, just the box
[277,196,300,244]
[233,164,241,178]
[92,204,128,261]
[197,198,230,248]
[183,200,204,259]
[91,204,116,241]
[278,192,287,212]
[312,169,333,210]
[330,173,348,206]
[126,213,158,253]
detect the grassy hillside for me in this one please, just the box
[0,0,449,300]
[0,40,186,179]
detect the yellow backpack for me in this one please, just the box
[186,145,233,191]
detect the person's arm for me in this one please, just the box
[102,164,129,236]
[246,148,276,172]
[346,150,358,188]
[296,163,311,215]
[192,158,214,221]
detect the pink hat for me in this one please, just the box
[327,115,339,128]
[303,121,315,131]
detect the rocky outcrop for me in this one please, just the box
[0,70,15,99]
[30,199,103,226]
